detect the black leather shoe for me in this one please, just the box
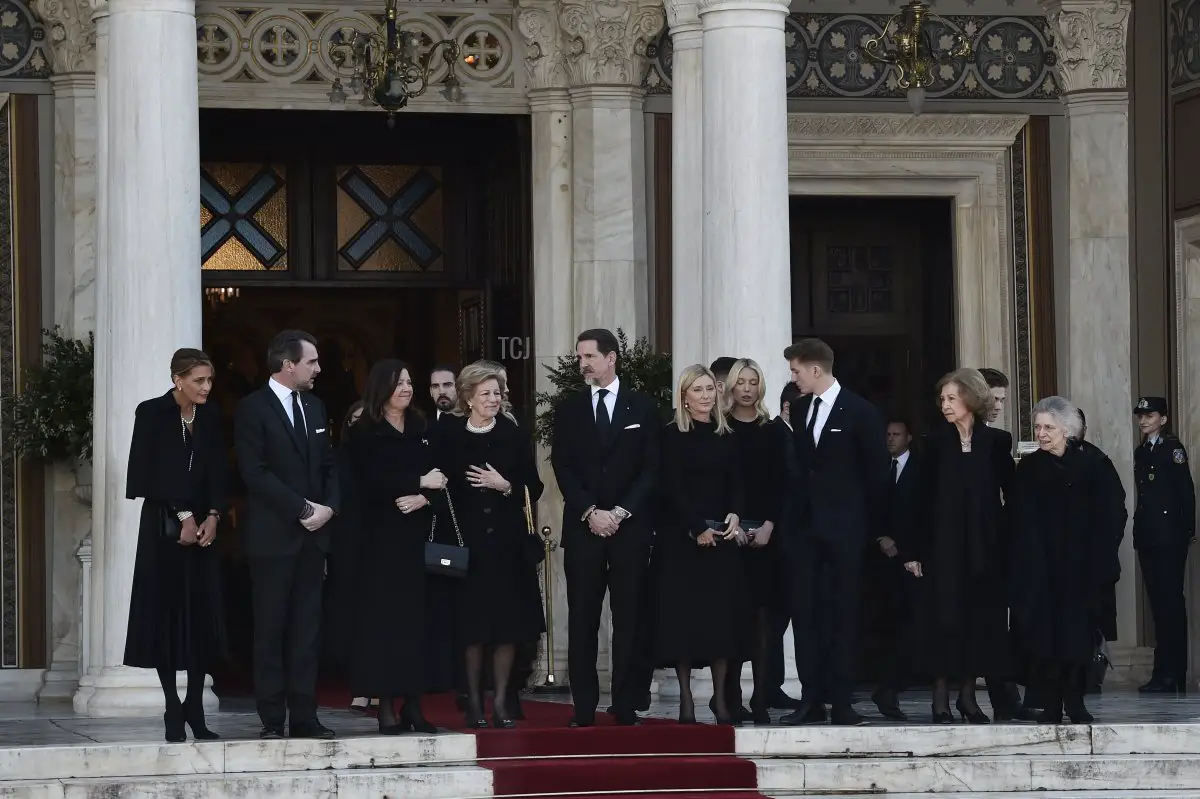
[567,716,594,728]
[614,711,642,726]
[830,705,868,726]
[871,689,907,722]
[1140,677,1187,694]
[779,700,826,726]
[766,690,803,710]
[259,726,285,740]
[289,723,335,739]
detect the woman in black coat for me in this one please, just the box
[901,368,1015,724]
[1010,396,1125,723]
[724,358,786,725]
[345,360,448,734]
[124,348,228,743]
[655,364,747,725]
[434,361,544,729]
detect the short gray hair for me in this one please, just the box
[1032,395,1084,440]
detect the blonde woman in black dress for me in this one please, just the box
[723,358,787,725]
[655,364,747,725]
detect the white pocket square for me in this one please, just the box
[314,428,326,434]
[829,428,842,433]
[624,423,641,430]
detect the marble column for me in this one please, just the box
[80,0,206,716]
[665,0,703,373]
[1042,0,1141,652]
[560,0,664,340]
[698,0,792,414]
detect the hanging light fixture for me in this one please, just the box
[328,0,466,126]
[204,287,240,308]
[863,0,972,116]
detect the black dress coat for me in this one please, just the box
[728,416,786,610]
[435,414,546,647]
[344,415,439,697]
[903,421,1014,678]
[1009,443,1125,664]
[124,391,229,670]
[654,420,749,664]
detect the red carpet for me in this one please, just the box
[318,689,767,797]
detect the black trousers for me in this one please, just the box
[874,557,912,695]
[250,542,326,728]
[1140,543,1190,681]
[564,527,651,720]
[787,531,864,708]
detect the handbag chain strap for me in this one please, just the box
[523,486,535,537]
[428,487,465,548]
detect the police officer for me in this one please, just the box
[1133,396,1197,693]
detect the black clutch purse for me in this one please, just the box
[158,504,183,542]
[426,488,469,577]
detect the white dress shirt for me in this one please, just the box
[804,380,841,445]
[269,377,307,430]
[892,448,911,481]
[591,376,620,420]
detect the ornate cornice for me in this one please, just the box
[32,0,96,73]
[1040,0,1130,93]
[786,113,1028,148]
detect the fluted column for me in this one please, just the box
[560,0,664,339]
[81,0,205,716]
[1042,0,1139,649]
[664,0,704,373]
[518,0,575,688]
[699,0,792,413]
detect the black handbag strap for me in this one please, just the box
[428,487,464,548]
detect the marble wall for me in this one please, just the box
[1174,214,1200,681]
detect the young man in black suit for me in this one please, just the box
[551,328,660,727]
[235,330,340,740]
[779,338,889,727]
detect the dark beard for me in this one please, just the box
[435,397,454,411]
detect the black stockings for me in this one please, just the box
[932,676,982,714]
[465,643,515,719]
[676,659,731,723]
[156,667,205,713]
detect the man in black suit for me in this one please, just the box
[551,328,660,727]
[779,338,889,727]
[235,330,340,740]
[870,417,920,720]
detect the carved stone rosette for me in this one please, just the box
[33,0,98,74]
[1040,0,1131,93]
[518,0,665,89]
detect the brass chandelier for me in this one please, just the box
[328,0,466,125]
[863,0,972,115]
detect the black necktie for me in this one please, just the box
[595,388,611,441]
[806,396,822,447]
[291,391,307,441]
[890,458,899,484]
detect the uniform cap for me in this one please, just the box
[1135,396,1169,415]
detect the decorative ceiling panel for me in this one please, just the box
[1171,0,1200,92]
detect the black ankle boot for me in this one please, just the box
[401,701,437,734]
[164,704,186,743]
[183,699,219,740]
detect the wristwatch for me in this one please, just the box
[613,506,631,521]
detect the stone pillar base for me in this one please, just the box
[0,669,46,702]
[1104,644,1154,689]
[38,661,80,700]
[74,667,218,717]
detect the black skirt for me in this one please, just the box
[654,534,750,665]
[124,501,226,670]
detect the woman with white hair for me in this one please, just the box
[1009,396,1125,724]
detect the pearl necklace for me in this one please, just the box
[466,418,496,434]
[180,408,195,472]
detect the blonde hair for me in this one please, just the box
[935,368,994,421]
[455,360,517,425]
[723,358,771,423]
[674,364,731,434]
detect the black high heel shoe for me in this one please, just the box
[749,700,771,726]
[955,699,991,724]
[491,708,517,729]
[401,703,438,734]
[183,703,220,741]
[164,706,186,743]
[931,706,954,724]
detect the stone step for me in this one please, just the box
[0,732,477,782]
[737,722,1200,758]
[756,754,1200,794]
[776,793,1200,798]
[0,766,492,799]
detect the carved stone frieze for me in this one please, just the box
[32,0,96,73]
[786,112,1028,145]
[1040,0,1130,92]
